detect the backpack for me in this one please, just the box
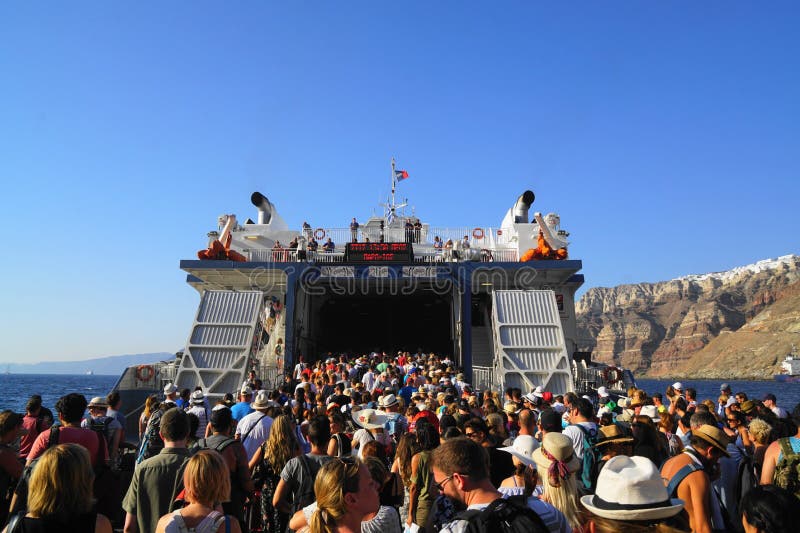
[575,424,600,493]
[292,454,326,514]
[773,437,800,498]
[89,416,115,449]
[137,408,165,464]
[734,445,758,507]
[13,426,61,513]
[455,495,548,533]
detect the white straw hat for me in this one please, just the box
[498,435,539,466]
[581,455,684,521]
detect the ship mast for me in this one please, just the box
[383,157,407,224]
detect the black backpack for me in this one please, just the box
[455,495,548,533]
[89,416,114,449]
[735,446,758,508]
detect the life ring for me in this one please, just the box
[472,227,485,240]
[136,364,155,382]
[314,228,326,240]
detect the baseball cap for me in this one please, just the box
[762,393,777,403]
[163,383,178,395]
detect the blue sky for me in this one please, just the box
[1,2,798,363]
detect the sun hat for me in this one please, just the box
[499,435,539,466]
[532,432,581,483]
[640,405,659,421]
[251,390,272,410]
[457,399,471,412]
[163,383,178,395]
[581,455,685,521]
[379,394,399,408]
[593,424,634,448]
[503,402,521,415]
[740,400,756,415]
[596,386,610,398]
[190,390,205,405]
[671,382,683,391]
[240,385,253,396]
[692,424,731,457]
[352,408,388,429]
[88,396,109,409]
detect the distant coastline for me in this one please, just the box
[1,352,174,376]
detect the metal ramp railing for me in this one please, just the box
[491,290,574,394]
[174,290,264,405]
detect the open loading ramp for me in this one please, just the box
[174,290,263,404]
[491,290,574,394]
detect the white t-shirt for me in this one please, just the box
[235,411,274,459]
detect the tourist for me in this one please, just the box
[19,396,51,462]
[0,411,26,526]
[432,436,569,533]
[580,455,687,532]
[4,443,112,533]
[740,484,800,533]
[138,394,159,442]
[236,390,275,460]
[759,407,800,488]
[185,390,210,440]
[351,408,391,460]
[231,386,255,422]
[307,458,380,533]
[532,432,583,532]
[498,434,540,497]
[195,406,254,531]
[590,424,634,491]
[660,424,731,533]
[463,417,514,488]
[82,396,123,466]
[289,456,399,533]
[761,393,788,419]
[408,419,439,532]
[273,416,334,520]
[123,407,192,533]
[155,450,242,533]
[249,414,302,533]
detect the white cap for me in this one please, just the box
[672,382,684,391]
[163,383,178,395]
[597,386,610,398]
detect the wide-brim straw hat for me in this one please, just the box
[532,432,580,473]
[498,435,539,466]
[251,391,272,410]
[352,408,388,429]
[88,396,109,409]
[581,455,684,521]
[593,424,634,448]
[692,424,731,457]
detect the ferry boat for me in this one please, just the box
[774,346,800,383]
[111,160,635,441]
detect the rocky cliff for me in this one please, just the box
[576,255,800,378]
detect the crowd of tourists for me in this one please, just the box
[2,351,800,533]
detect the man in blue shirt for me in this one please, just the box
[231,386,254,421]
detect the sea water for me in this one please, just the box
[0,374,799,415]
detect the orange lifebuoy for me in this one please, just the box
[314,228,326,240]
[472,228,485,239]
[136,365,155,382]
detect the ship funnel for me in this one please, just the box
[512,190,535,223]
[251,192,274,225]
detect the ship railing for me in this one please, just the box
[295,226,518,247]
[247,247,518,263]
[472,365,495,393]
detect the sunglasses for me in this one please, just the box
[727,418,739,423]
[434,475,453,492]
[464,430,483,440]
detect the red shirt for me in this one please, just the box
[27,426,108,466]
[19,414,48,459]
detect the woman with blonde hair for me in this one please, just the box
[156,450,241,533]
[309,458,380,533]
[532,432,585,532]
[139,394,160,441]
[4,443,112,532]
[249,414,302,533]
